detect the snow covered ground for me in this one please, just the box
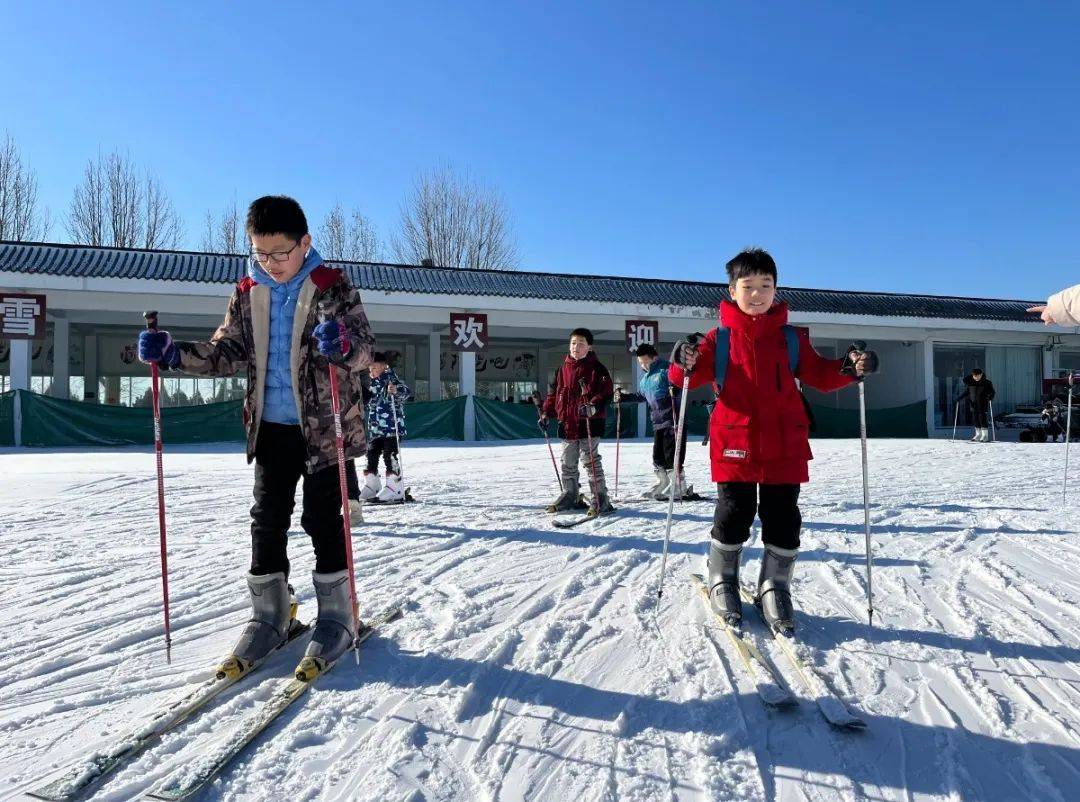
[1,438,1079,801]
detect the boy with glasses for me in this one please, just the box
[138,195,375,679]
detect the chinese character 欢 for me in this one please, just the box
[453,316,485,349]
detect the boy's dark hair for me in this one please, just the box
[726,247,777,286]
[570,327,594,345]
[635,344,658,357]
[371,351,388,364]
[246,195,308,241]
[972,367,984,375]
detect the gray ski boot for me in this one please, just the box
[647,467,670,500]
[587,490,616,518]
[217,572,301,680]
[757,545,798,633]
[707,540,743,625]
[546,479,585,513]
[295,570,357,681]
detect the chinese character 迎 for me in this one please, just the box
[0,297,41,337]
[628,324,656,351]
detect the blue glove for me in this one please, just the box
[313,320,351,358]
[138,330,179,368]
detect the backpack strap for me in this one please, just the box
[713,326,731,393]
[713,324,801,394]
[782,325,800,377]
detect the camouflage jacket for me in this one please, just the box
[170,265,375,472]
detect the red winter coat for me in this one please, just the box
[542,351,614,440]
[669,300,855,484]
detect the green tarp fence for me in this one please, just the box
[11,390,469,447]
[808,400,927,438]
[405,396,467,441]
[1,391,925,447]
[0,392,14,446]
[473,397,639,441]
[19,391,247,447]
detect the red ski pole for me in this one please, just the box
[143,311,172,662]
[533,394,561,489]
[324,328,361,665]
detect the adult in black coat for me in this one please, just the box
[962,368,996,438]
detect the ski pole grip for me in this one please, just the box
[144,310,158,331]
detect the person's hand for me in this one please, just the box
[539,414,549,426]
[852,349,879,376]
[387,384,398,396]
[1027,305,1057,325]
[613,387,622,403]
[678,341,698,371]
[138,330,179,368]
[312,320,350,357]
[579,403,597,418]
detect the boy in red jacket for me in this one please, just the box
[669,249,877,632]
[541,328,615,517]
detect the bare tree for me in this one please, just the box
[392,166,518,270]
[67,150,183,248]
[318,202,382,261]
[143,173,184,249]
[0,133,51,241]
[201,198,243,254]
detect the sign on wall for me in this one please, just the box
[625,320,659,353]
[450,313,488,352]
[0,293,47,340]
[441,348,537,380]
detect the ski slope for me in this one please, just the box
[1,438,1078,801]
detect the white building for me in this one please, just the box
[1,241,1076,441]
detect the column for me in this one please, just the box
[1043,348,1055,380]
[630,351,645,438]
[83,333,98,401]
[460,350,476,441]
[428,330,442,402]
[51,317,70,399]
[923,338,936,436]
[10,340,31,447]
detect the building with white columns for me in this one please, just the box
[1,240,1077,441]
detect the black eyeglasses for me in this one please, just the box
[250,242,301,264]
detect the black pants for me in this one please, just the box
[652,426,687,470]
[972,404,990,427]
[712,482,802,551]
[250,422,348,576]
[365,436,400,475]
[345,459,360,500]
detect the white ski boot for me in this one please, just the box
[376,472,405,503]
[647,467,670,500]
[360,471,382,501]
[216,572,301,680]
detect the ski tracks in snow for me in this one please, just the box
[2,441,1080,800]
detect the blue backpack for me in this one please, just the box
[714,324,800,393]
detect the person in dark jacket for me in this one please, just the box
[541,328,615,517]
[962,368,995,442]
[616,343,692,500]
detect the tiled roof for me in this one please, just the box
[0,241,1041,321]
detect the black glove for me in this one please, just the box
[579,403,597,418]
[670,334,703,370]
[842,342,879,376]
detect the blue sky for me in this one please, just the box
[2,1,1077,300]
